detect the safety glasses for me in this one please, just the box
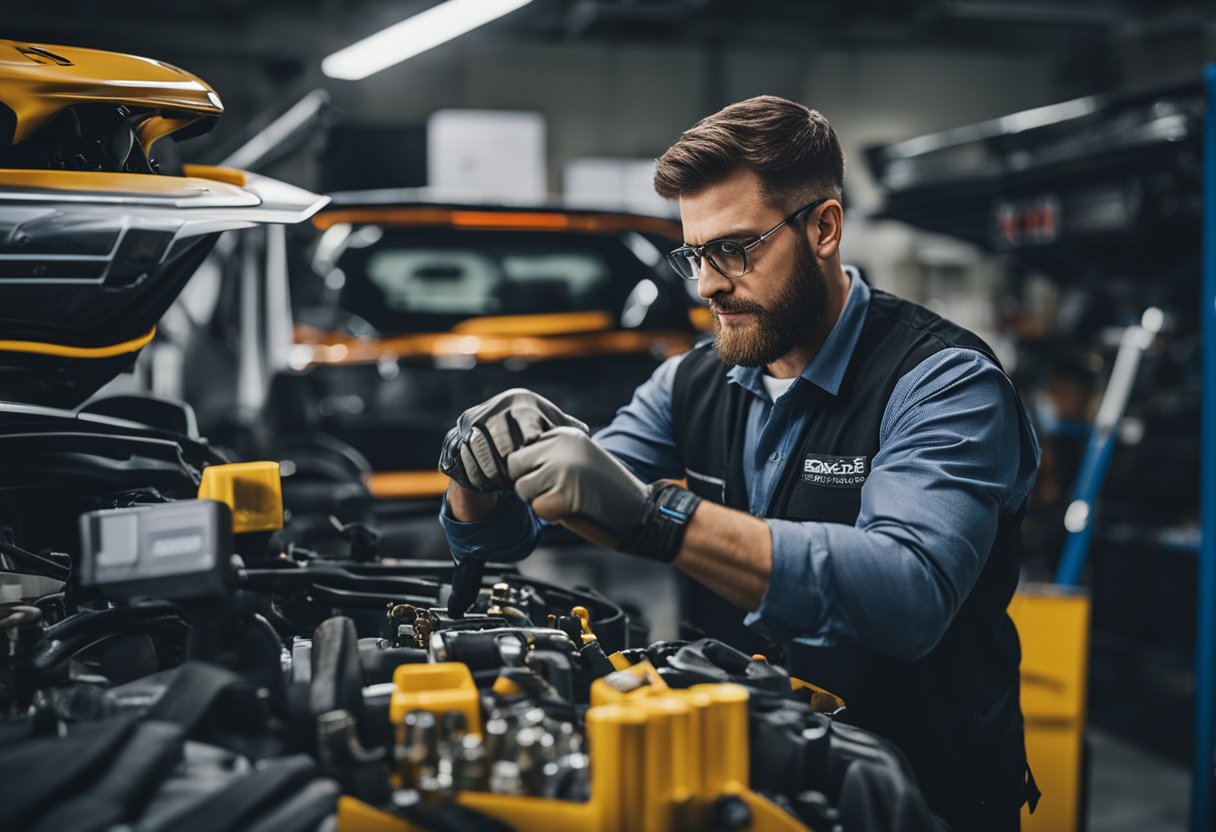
[665,197,829,280]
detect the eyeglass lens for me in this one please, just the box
[669,240,749,279]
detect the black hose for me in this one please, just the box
[0,539,70,582]
[34,608,190,675]
[239,566,441,596]
[42,600,182,643]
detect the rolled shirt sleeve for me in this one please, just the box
[746,349,1039,661]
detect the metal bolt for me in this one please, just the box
[489,760,523,795]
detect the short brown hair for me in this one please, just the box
[653,95,844,211]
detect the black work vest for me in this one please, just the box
[672,288,1029,828]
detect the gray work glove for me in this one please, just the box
[438,388,588,492]
[507,426,649,552]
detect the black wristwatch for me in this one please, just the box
[624,482,703,562]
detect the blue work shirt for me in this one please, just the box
[441,268,1040,662]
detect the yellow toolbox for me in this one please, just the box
[1009,584,1091,832]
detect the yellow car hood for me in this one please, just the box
[0,39,223,150]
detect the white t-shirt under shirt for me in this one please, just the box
[761,373,797,401]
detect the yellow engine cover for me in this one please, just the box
[370,660,807,832]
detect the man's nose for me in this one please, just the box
[696,258,732,300]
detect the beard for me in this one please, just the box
[710,233,828,368]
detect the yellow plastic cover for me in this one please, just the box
[197,461,283,534]
[390,662,482,737]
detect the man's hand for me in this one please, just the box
[507,426,649,551]
[437,388,588,492]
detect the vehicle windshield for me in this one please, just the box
[327,227,672,334]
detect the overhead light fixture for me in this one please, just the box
[322,0,534,81]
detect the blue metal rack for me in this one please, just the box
[1192,60,1216,832]
[1054,314,1160,588]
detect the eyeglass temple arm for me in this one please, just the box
[746,216,794,250]
[747,200,824,250]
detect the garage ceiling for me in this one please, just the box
[4,0,1210,167]
[5,0,1210,63]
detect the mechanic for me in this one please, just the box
[437,95,1040,831]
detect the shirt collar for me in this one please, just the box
[727,265,869,398]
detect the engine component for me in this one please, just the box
[0,604,42,714]
[485,583,530,627]
[390,663,482,740]
[77,500,234,601]
[372,663,806,832]
[197,462,284,536]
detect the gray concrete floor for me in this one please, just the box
[1088,728,1190,832]
[521,545,1196,832]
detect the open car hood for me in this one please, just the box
[0,38,224,151]
[0,166,328,407]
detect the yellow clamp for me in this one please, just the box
[571,605,597,644]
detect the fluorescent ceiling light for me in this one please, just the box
[322,0,534,81]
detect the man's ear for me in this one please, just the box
[810,199,843,260]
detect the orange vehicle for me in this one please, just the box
[274,194,709,511]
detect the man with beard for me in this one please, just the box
[437,95,1040,830]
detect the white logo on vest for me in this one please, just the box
[800,453,869,488]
